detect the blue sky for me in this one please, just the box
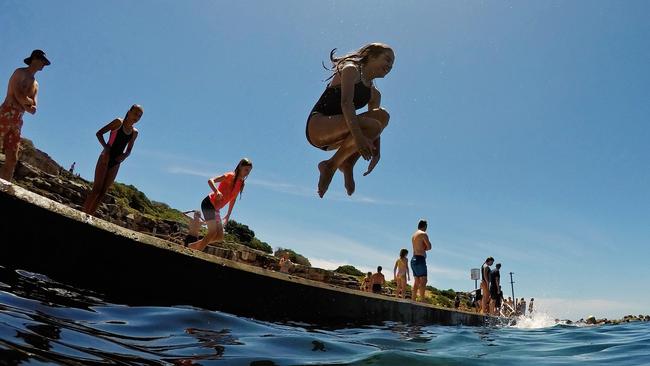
[2,1,649,320]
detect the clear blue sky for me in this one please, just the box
[2,1,648,320]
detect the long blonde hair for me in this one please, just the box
[323,43,392,81]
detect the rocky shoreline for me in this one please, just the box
[0,138,362,291]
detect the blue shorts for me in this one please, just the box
[411,255,427,277]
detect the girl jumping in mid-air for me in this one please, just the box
[306,43,394,197]
[83,105,143,215]
[393,248,410,299]
[188,158,253,252]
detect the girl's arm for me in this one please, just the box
[407,260,411,282]
[116,129,139,162]
[208,174,228,195]
[339,64,374,160]
[393,260,398,279]
[223,198,236,224]
[96,119,122,149]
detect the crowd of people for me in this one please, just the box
[2,46,530,318]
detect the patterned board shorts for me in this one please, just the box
[0,103,24,153]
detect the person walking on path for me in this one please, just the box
[188,158,252,252]
[306,43,394,197]
[1,50,50,181]
[83,105,143,215]
[411,219,432,302]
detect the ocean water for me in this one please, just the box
[1,264,649,365]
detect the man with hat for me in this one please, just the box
[1,49,50,181]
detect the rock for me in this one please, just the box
[585,316,597,325]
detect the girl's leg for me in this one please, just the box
[83,152,110,214]
[317,118,383,197]
[312,108,390,197]
[189,219,217,251]
[89,164,120,215]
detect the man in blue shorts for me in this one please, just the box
[411,219,432,302]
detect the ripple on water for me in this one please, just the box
[1,264,649,365]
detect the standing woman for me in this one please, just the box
[188,158,253,252]
[306,43,394,197]
[83,105,143,215]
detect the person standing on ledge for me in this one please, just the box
[182,210,204,247]
[188,158,253,252]
[305,43,394,197]
[480,257,494,314]
[393,248,410,299]
[1,50,50,181]
[411,219,432,302]
[83,105,143,215]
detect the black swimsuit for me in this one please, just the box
[107,125,133,169]
[306,80,372,150]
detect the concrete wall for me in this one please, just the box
[0,179,488,326]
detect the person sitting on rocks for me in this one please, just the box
[361,272,372,292]
[182,210,204,247]
[83,105,143,215]
[370,266,385,294]
[279,254,293,273]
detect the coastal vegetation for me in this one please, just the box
[334,265,364,277]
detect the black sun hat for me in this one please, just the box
[23,49,51,66]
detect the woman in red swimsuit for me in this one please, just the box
[188,158,253,252]
[306,43,395,198]
[83,105,143,215]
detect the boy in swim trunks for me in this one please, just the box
[411,219,432,302]
[370,266,385,294]
[1,50,50,181]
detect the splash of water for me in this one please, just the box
[511,311,563,329]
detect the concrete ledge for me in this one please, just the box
[0,179,489,326]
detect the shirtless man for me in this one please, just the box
[182,210,204,246]
[1,50,50,181]
[411,219,432,302]
[370,266,385,294]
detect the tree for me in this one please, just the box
[225,220,255,243]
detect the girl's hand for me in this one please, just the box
[363,154,380,176]
[214,190,223,201]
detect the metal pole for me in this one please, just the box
[475,279,478,290]
[509,272,515,304]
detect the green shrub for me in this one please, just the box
[334,265,364,277]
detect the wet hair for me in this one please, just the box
[399,248,408,258]
[367,272,372,276]
[486,257,494,263]
[496,263,501,269]
[323,42,393,81]
[418,219,427,230]
[232,158,253,200]
[377,266,382,272]
[124,104,143,122]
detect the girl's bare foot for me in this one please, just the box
[339,162,355,196]
[317,160,336,198]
